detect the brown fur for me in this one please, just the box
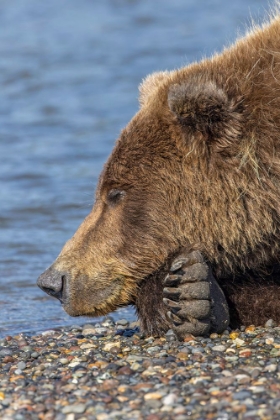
[45,14,280,332]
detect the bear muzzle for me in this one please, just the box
[37,262,136,317]
[37,266,67,304]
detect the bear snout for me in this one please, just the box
[37,266,67,303]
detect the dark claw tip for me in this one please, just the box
[170,259,186,272]
[171,306,180,315]
[167,311,183,326]
[163,297,181,308]
[163,287,181,301]
[163,274,181,287]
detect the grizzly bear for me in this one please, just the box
[38,14,280,340]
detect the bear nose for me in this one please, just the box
[37,266,66,302]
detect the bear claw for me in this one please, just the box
[163,251,229,339]
[163,287,181,301]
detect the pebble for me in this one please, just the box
[265,319,275,327]
[191,347,204,353]
[62,404,86,414]
[0,349,13,356]
[232,391,252,400]
[103,341,121,351]
[212,345,226,352]
[239,348,252,357]
[1,320,280,419]
[17,361,26,370]
[162,393,178,405]
[264,363,277,372]
[116,319,129,326]
[144,392,163,400]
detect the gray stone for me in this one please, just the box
[22,346,32,352]
[70,325,83,330]
[191,347,204,354]
[232,391,252,400]
[14,415,26,420]
[17,361,26,370]
[165,329,176,336]
[264,363,277,372]
[162,393,178,405]
[116,319,129,326]
[0,349,13,356]
[265,319,275,327]
[126,355,143,362]
[212,345,226,352]
[145,399,162,409]
[61,404,86,414]
[146,346,161,353]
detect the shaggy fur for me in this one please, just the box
[38,13,280,335]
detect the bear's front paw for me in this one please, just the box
[163,251,229,340]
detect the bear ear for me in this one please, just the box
[139,71,170,107]
[168,80,244,150]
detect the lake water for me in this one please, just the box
[0,0,268,337]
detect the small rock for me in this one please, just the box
[249,386,266,393]
[130,362,141,371]
[117,366,133,376]
[0,349,13,357]
[104,341,121,351]
[265,337,274,345]
[3,356,14,363]
[146,346,161,353]
[126,355,143,362]
[116,319,129,326]
[162,393,178,405]
[235,374,250,384]
[145,399,162,409]
[251,368,261,378]
[270,348,280,357]
[239,348,252,357]
[245,325,256,333]
[62,404,86,414]
[232,391,252,400]
[21,345,32,352]
[221,370,233,376]
[80,343,96,349]
[41,330,56,335]
[219,376,235,386]
[165,329,176,337]
[265,319,275,328]
[233,338,245,347]
[144,392,163,400]
[264,364,277,372]
[183,334,196,342]
[177,352,189,360]
[58,357,69,365]
[17,361,26,370]
[82,328,97,335]
[212,345,226,352]
[82,323,95,329]
[191,347,204,354]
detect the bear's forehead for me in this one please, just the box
[99,111,182,191]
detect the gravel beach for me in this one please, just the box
[1,319,280,420]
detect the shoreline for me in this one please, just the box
[1,319,280,419]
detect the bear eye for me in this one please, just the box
[107,189,125,205]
